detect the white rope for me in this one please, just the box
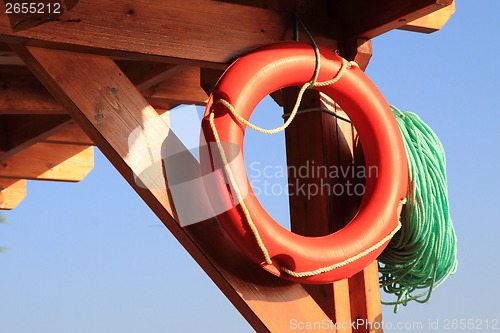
[281,221,402,277]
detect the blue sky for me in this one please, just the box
[1,2,499,332]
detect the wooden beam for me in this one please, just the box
[116,61,188,92]
[400,0,456,33]
[282,88,338,320]
[0,178,26,210]
[0,142,94,182]
[218,0,453,41]
[318,96,383,333]
[0,65,65,114]
[333,279,352,333]
[0,0,452,67]
[200,68,225,96]
[0,0,295,66]
[14,45,333,332]
[0,62,210,116]
[352,39,372,72]
[281,39,382,332]
[0,63,206,116]
[214,0,311,13]
[143,67,209,106]
[363,261,384,333]
[43,123,93,146]
[0,114,72,159]
[0,43,23,65]
[334,0,454,40]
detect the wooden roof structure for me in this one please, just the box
[0,1,454,331]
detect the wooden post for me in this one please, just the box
[282,39,383,333]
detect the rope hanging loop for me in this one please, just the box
[200,42,409,284]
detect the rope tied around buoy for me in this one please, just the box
[208,56,406,277]
[212,57,358,135]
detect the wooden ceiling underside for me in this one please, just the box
[0,0,454,209]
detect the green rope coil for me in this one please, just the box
[378,106,458,313]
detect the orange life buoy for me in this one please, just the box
[201,42,408,284]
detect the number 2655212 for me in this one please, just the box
[5,3,62,14]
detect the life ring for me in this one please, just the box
[200,42,408,284]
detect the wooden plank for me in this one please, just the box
[0,0,295,66]
[324,97,375,333]
[43,123,93,146]
[283,88,337,320]
[400,0,456,34]
[0,142,94,182]
[363,261,384,333]
[282,91,382,333]
[333,279,352,333]
[352,40,372,72]
[0,63,206,116]
[14,45,333,332]
[333,0,454,40]
[0,65,65,114]
[342,41,384,333]
[0,178,26,210]
[214,0,311,13]
[220,0,453,40]
[200,68,225,96]
[0,114,72,159]
[143,67,209,106]
[282,89,333,237]
[0,64,203,115]
[323,94,379,333]
[116,61,188,92]
[0,42,23,65]
[283,88,370,331]
[0,0,451,67]
[281,39,382,332]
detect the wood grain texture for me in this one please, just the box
[400,0,455,33]
[43,123,93,146]
[332,0,454,40]
[0,114,72,159]
[0,65,65,114]
[116,61,188,92]
[283,88,339,321]
[0,142,94,181]
[0,42,23,65]
[14,45,333,332]
[0,62,207,114]
[143,67,209,106]
[0,178,26,210]
[219,0,452,41]
[363,261,384,333]
[324,95,382,333]
[333,279,352,333]
[282,38,383,332]
[1,0,293,66]
[0,0,451,69]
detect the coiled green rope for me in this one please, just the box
[378,106,458,313]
